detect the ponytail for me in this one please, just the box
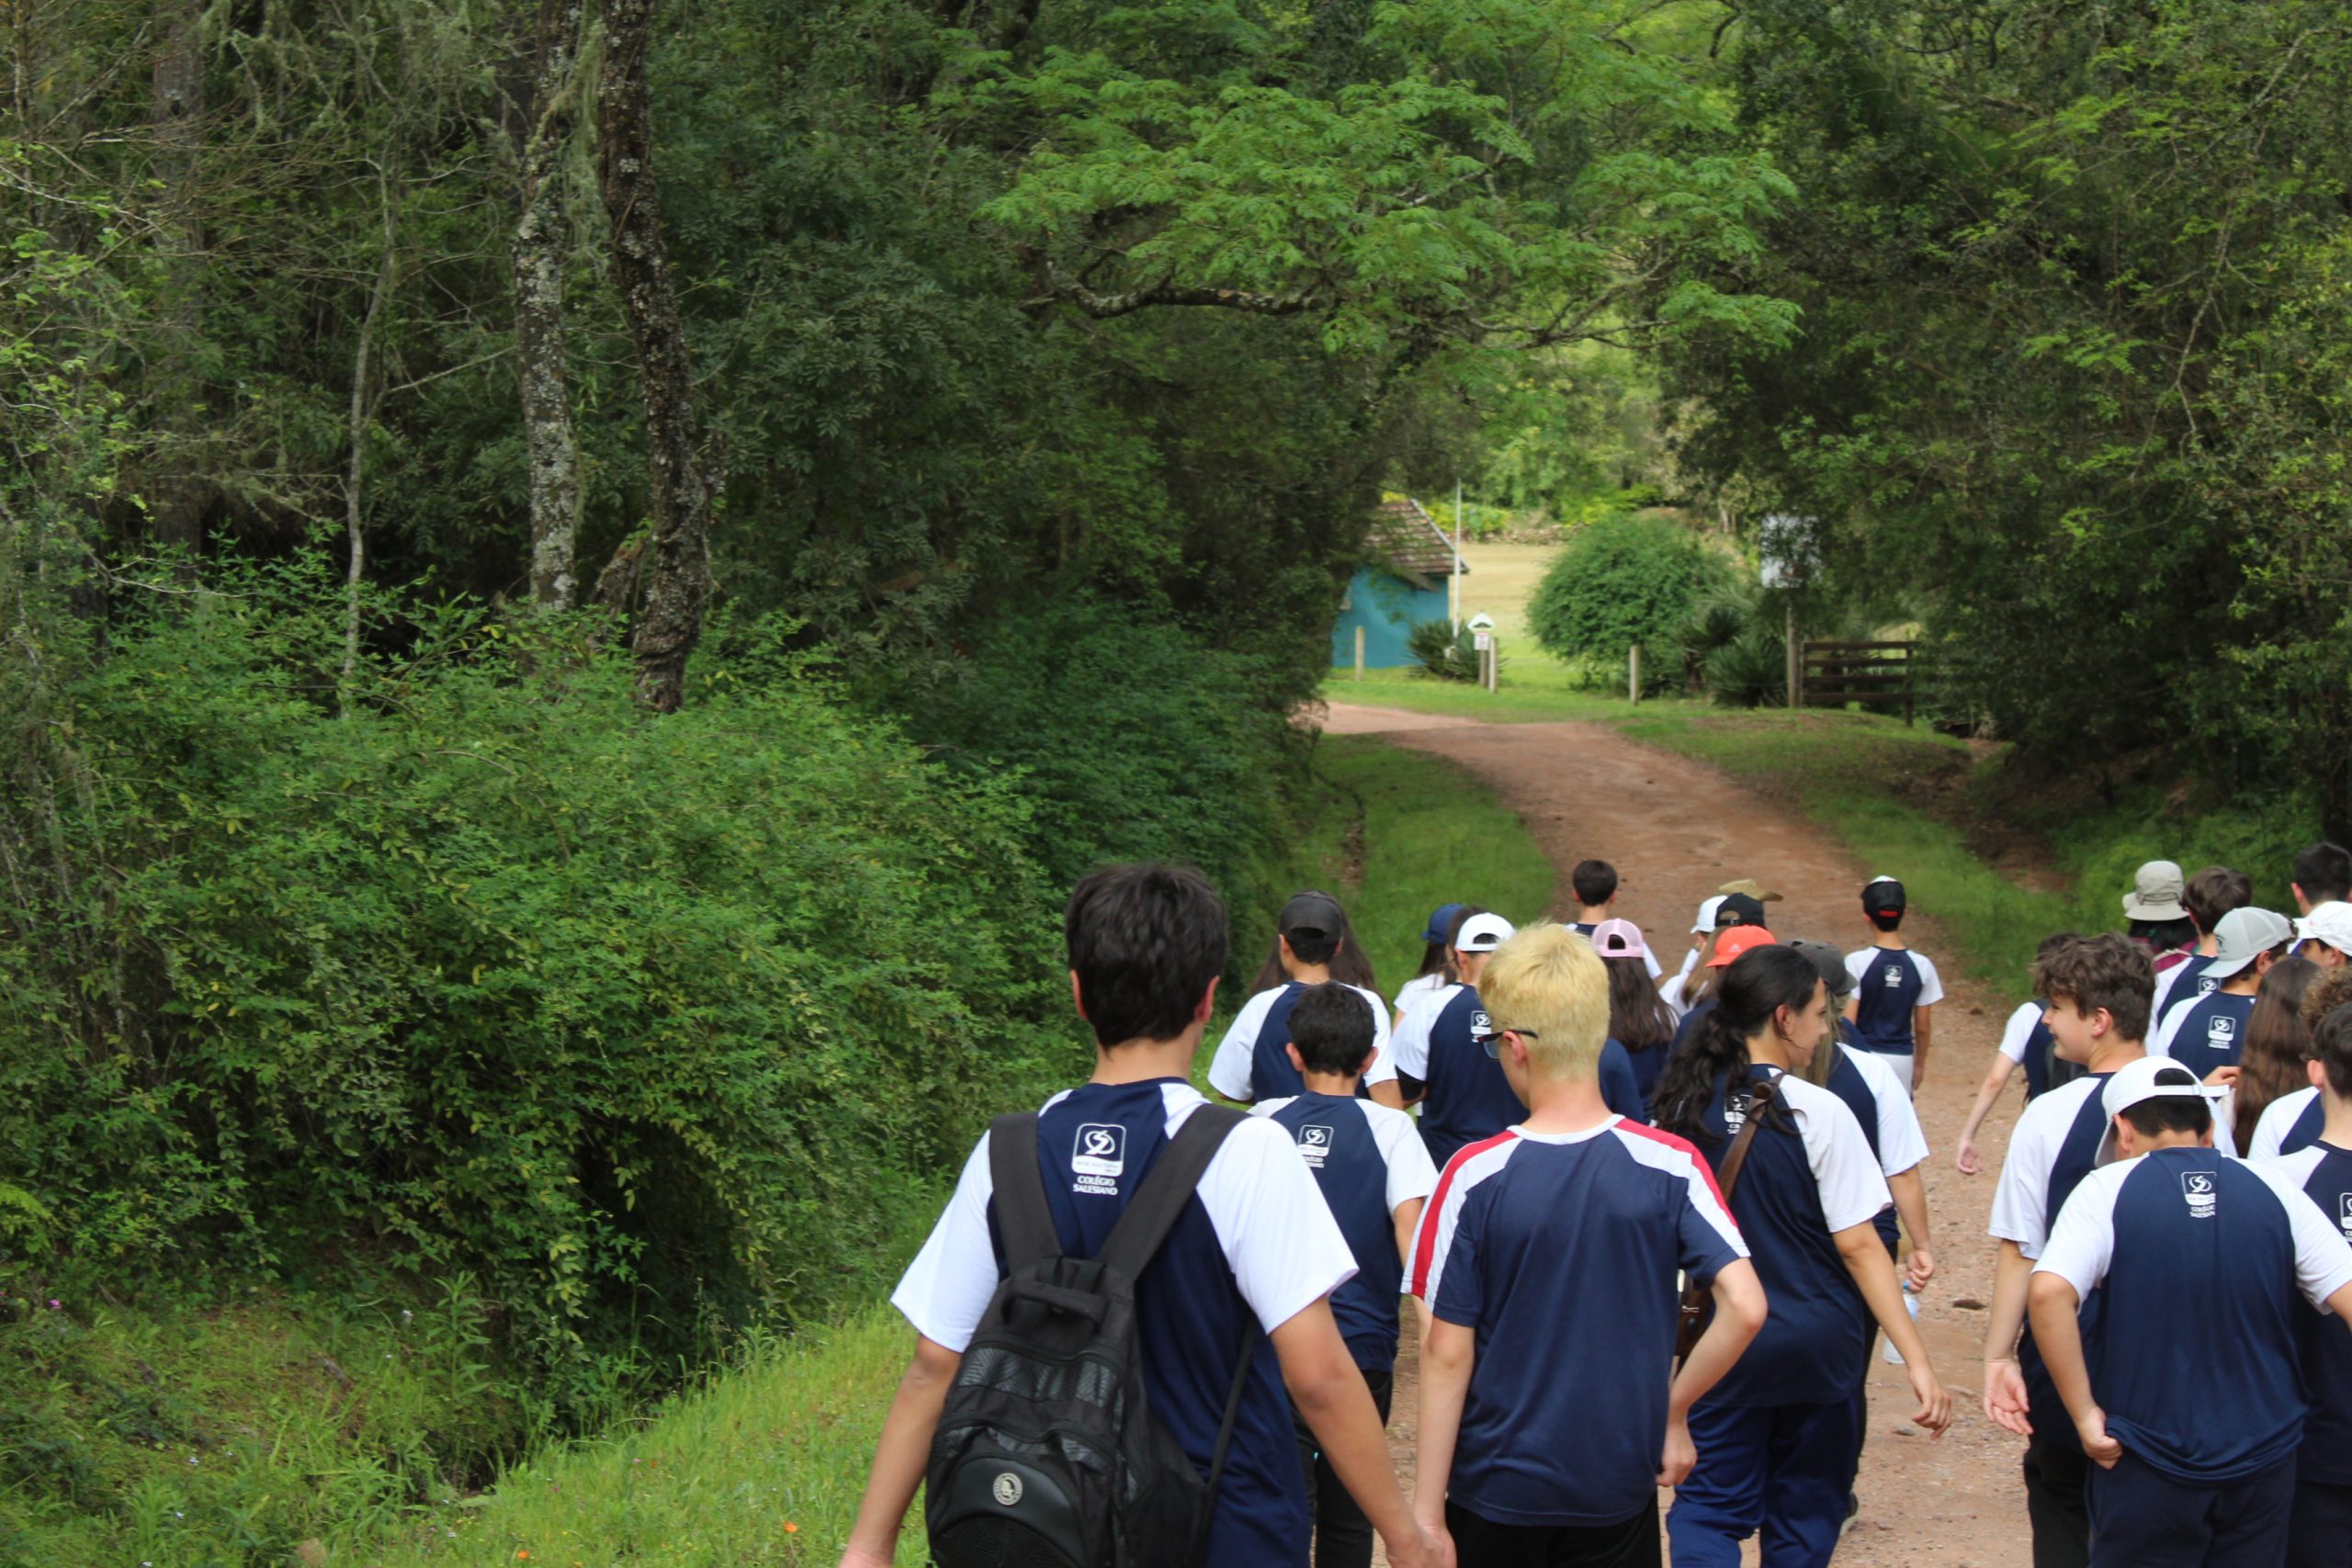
[1652,944,1822,1143]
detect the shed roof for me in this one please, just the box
[1363,497,1463,585]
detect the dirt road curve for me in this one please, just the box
[1323,705,2030,1568]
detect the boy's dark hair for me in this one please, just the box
[2301,964,2352,1032]
[2031,932,2154,1043]
[1288,982,1378,1077]
[2183,865,2255,934]
[2120,1094,2212,1140]
[1866,907,1905,933]
[1066,863,1229,1046]
[2030,931,2085,997]
[1284,927,1340,966]
[2314,1004,2352,1100]
[1571,859,1619,908]
[2294,841,2352,905]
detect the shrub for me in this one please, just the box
[1528,513,1735,664]
[1406,619,1481,682]
[0,566,1065,1397]
[1705,630,1791,707]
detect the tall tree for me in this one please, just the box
[513,0,586,612]
[597,0,710,709]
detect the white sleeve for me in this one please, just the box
[1990,1093,2064,1255]
[1195,1112,1360,1333]
[1792,1080,1894,1233]
[1355,986,1399,1085]
[2032,1165,2122,1301]
[1915,954,1945,1007]
[1388,987,1447,1077]
[1998,1003,2042,1065]
[2252,1090,2315,1161]
[890,1133,1004,1353]
[2212,1100,2242,1160]
[1851,1047,1930,1173]
[1645,947,1664,980]
[2247,1161,2352,1311]
[1371,1104,1441,1215]
[1845,950,1869,987]
[1248,1096,1295,1120]
[2150,962,2182,1017]
[1658,973,1686,1016]
[1205,988,1280,1100]
[2151,1000,2188,1061]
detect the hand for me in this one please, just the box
[1905,1247,1937,1292]
[2202,1065,2240,1090]
[1955,1136,1983,1176]
[1912,1060,1928,1091]
[2075,1405,2123,1469]
[1656,1413,1696,1487]
[1385,1520,1455,1568]
[1983,1357,2032,1438]
[1908,1365,1954,1437]
[838,1545,896,1568]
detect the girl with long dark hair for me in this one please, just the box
[1207,889,1403,1108]
[2233,954,2319,1155]
[1592,918,1675,1121]
[1654,944,1952,1565]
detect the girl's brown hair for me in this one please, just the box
[1247,891,1380,996]
[1604,955,1677,1055]
[2236,955,2319,1153]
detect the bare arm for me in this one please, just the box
[1835,1220,1952,1434]
[2329,1280,2352,1331]
[1912,1005,1934,1088]
[840,1335,963,1567]
[1276,1299,1450,1568]
[1886,1166,1936,1290]
[1413,1317,1474,1536]
[2028,1271,2120,1467]
[1369,1079,1406,1111]
[1981,1241,2036,1436]
[1843,996,1860,1024]
[1659,1259,1768,1484]
[1955,1053,2018,1175]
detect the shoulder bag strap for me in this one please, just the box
[1676,1077,1778,1366]
[986,1112,1061,1272]
[1096,1103,1248,1281]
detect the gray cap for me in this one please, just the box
[1787,938,1855,999]
[2206,906,2294,980]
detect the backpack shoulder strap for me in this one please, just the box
[987,1112,1061,1272]
[1715,1076,1778,1201]
[1097,1103,1248,1282]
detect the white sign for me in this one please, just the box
[1474,631,1492,652]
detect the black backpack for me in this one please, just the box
[925,1107,1261,1568]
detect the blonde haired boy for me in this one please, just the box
[1411,924,1768,1564]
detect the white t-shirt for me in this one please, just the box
[1205,983,1397,1102]
[1997,1001,2045,1065]
[891,1081,1357,1354]
[1393,971,1448,1018]
[1992,1066,2244,1259]
[2251,1087,2322,1160]
[1251,1095,1439,1215]
[1387,982,1466,1080]
[2038,1155,2352,1309]
[1840,1043,1932,1176]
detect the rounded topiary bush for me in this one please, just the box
[1528,514,1735,664]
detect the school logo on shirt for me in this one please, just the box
[1883,966,1906,988]
[1470,1009,1492,1037]
[2338,1194,2352,1240]
[2181,1169,2218,1219]
[1071,1123,1125,1196]
[2205,1014,2236,1053]
[1295,1123,1335,1168]
[2197,976,2220,997]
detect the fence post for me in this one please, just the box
[1353,625,1365,682]
[1629,643,1641,705]
[1489,635,1499,693]
[1786,603,1800,709]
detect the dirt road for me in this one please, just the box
[1323,704,2033,1567]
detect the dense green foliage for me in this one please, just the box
[1406,619,1481,682]
[1527,514,1735,671]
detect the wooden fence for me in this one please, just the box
[1798,639,1917,724]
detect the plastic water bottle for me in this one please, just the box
[1882,1281,1920,1364]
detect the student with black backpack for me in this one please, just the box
[838,863,1450,1568]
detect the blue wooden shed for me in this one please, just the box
[1331,497,1464,669]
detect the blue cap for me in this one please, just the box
[1419,902,1467,943]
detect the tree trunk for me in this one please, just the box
[146,0,209,556]
[514,0,585,612]
[596,0,710,710]
[342,186,398,711]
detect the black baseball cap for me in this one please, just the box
[1715,892,1768,929]
[1280,891,1346,940]
[1863,876,1907,914]
[1787,939,1855,999]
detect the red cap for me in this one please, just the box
[1706,925,1779,967]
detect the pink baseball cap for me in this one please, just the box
[1590,918,1648,962]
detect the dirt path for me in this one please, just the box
[1326,705,2030,1567]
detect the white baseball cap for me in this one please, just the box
[2096,1055,2216,1164]
[2205,906,2294,980]
[1454,911,1517,953]
[1690,896,1726,935]
[2298,901,2352,955]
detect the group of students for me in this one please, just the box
[839,848,2352,1568]
[1956,844,2352,1568]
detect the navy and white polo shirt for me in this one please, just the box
[892,1079,1358,1566]
[2153,987,2256,1070]
[1989,1072,2120,1450]
[2152,953,2221,1032]
[1690,1066,1892,1408]
[1997,1001,2057,1100]
[2251,1087,2325,1160]
[1254,1092,1438,1372]
[1208,982,1397,1103]
[1389,983,1528,1170]
[1843,946,1944,1055]
[1820,1042,1931,1252]
[1408,1118,1746,1527]
[2252,1141,2352,1484]
[2035,1147,2352,1482]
